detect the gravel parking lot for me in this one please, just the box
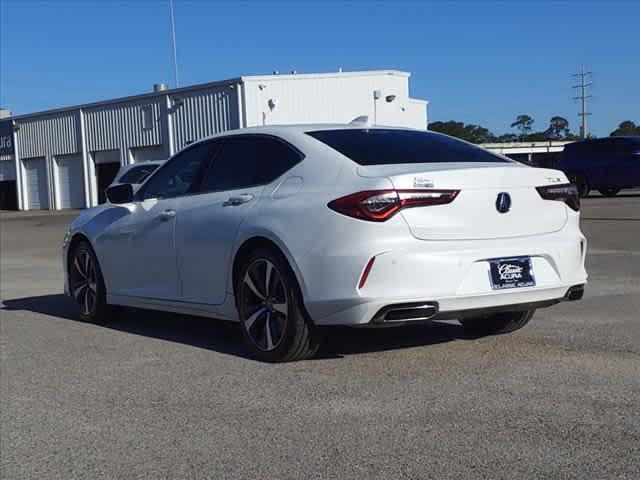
[1,194,639,479]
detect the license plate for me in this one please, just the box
[488,257,535,290]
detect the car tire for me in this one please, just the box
[68,241,109,324]
[236,247,321,362]
[567,173,590,198]
[459,310,535,336]
[598,188,620,197]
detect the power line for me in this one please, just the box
[572,65,592,139]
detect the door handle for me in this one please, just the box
[225,193,254,206]
[159,209,176,221]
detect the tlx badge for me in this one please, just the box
[413,177,434,188]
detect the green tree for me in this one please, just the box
[495,133,519,143]
[511,115,534,140]
[428,121,496,143]
[524,132,549,142]
[610,121,640,136]
[545,116,570,140]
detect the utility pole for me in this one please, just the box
[169,0,180,88]
[572,65,592,138]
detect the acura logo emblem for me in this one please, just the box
[496,192,511,213]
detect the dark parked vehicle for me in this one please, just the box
[557,137,640,197]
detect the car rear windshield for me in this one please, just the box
[307,129,510,165]
[119,164,160,184]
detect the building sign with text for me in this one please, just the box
[0,120,15,156]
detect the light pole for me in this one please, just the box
[373,90,381,124]
[169,0,180,88]
[372,90,396,125]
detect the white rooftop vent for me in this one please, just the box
[153,83,168,92]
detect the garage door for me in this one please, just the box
[96,163,121,204]
[23,157,49,210]
[0,181,18,210]
[56,154,85,209]
[93,149,121,204]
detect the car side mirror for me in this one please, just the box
[105,183,134,204]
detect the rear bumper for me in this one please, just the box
[301,225,587,326]
[370,284,584,324]
[313,283,586,326]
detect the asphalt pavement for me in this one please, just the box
[1,193,639,479]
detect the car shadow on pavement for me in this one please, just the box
[2,294,473,360]
[2,294,247,358]
[316,323,474,359]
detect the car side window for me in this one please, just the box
[140,142,215,200]
[199,136,302,193]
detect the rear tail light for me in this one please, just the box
[328,189,460,222]
[536,183,580,211]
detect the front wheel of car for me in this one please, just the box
[69,241,109,324]
[459,310,535,336]
[236,248,321,362]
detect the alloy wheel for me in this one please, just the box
[70,249,98,316]
[240,259,288,351]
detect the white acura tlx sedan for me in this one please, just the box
[63,124,587,361]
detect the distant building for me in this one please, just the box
[0,70,428,210]
[481,141,572,168]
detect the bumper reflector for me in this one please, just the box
[358,256,376,289]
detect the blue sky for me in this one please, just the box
[1,0,637,137]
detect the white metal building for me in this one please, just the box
[0,70,428,211]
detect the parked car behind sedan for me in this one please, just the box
[110,160,165,189]
[557,137,640,197]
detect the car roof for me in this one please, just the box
[181,123,431,155]
[566,136,640,147]
[192,122,422,142]
[119,160,165,170]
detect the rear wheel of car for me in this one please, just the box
[236,248,321,362]
[459,310,535,336]
[69,241,109,324]
[567,173,590,198]
[598,188,620,197]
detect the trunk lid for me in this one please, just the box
[357,163,568,240]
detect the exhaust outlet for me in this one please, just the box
[565,284,585,301]
[372,302,439,324]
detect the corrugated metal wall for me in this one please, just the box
[16,112,80,158]
[85,99,163,162]
[9,85,241,209]
[171,86,239,151]
[14,112,81,210]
